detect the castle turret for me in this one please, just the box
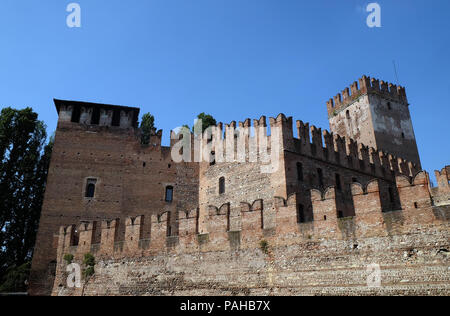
[327,76,421,169]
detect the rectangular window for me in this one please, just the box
[71,106,81,123]
[111,109,121,127]
[85,178,97,198]
[91,107,100,125]
[165,186,173,202]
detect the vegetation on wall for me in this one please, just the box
[139,113,156,145]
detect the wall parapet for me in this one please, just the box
[56,172,447,264]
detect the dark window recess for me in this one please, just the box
[401,132,405,139]
[346,110,350,119]
[91,107,100,125]
[297,162,303,181]
[71,106,81,123]
[85,179,97,198]
[317,168,324,187]
[414,202,418,209]
[297,204,305,223]
[210,151,216,166]
[335,174,342,190]
[165,186,173,202]
[337,210,344,218]
[219,177,225,195]
[387,102,392,110]
[111,109,121,127]
[352,177,358,183]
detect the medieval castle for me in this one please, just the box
[29,76,449,296]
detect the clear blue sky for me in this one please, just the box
[0,0,449,180]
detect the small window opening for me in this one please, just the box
[210,151,216,166]
[323,215,327,221]
[414,202,418,209]
[219,177,225,195]
[71,106,81,123]
[401,132,405,139]
[346,110,350,120]
[111,109,121,127]
[165,186,173,203]
[387,102,392,110]
[85,178,97,198]
[337,210,344,218]
[91,107,100,125]
[143,162,146,167]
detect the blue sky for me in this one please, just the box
[0,0,449,180]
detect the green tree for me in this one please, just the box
[140,113,156,145]
[0,107,53,292]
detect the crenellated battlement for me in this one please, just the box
[326,75,408,117]
[175,112,420,179]
[55,170,447,264]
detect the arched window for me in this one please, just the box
[219,177,225,195]
[85,178,97,198]
[165,186,173,202]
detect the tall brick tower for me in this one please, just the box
[326,76,421,169]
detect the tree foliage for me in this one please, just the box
[140,113,156,145]
[0,107,53,292]
[184,113,217,135]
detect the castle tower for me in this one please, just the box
[326,76,421,169]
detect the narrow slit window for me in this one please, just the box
[165,186,173,203]
[85,178,97,198]
[219,177,225,195]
